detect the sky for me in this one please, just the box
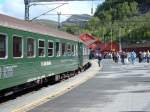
[0,0,104,22]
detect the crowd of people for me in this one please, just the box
[93,50,150,67]
[112,50,150,64]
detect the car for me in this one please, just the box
[0,14,90,98]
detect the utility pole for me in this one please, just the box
[57,12,61,28]
[109,22,112,51]
[24,1,67,21]
[24,0,30,21]
[111,28,112,51]
[91,0,93,15]
[119,27,122,52]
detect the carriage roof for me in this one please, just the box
[0,14,79,41]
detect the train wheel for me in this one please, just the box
[0,92,4,101]
[54,75,60,82]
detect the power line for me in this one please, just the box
[30,3,67,21]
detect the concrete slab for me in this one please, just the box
[27,59,150,112]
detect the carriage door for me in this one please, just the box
[78,42,83,67]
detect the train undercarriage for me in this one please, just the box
[0,62,91,102]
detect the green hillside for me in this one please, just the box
[81,0,150,44]
[72,0,150,43]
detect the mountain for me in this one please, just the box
[95,0,150,21]
[83,0,150,43]
[33,19,58,29]
[61,14,92,26]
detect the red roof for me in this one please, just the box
[79,33,119,51]
[80,33,96,45]
[79,33,99,48]
[98,41,119,52]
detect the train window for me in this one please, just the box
[61,43,66,56]
[27,38,35,57]
[56,42,60,56]
[38,40,45,57]
[67,44,71,56]
[48,41,54,57]
[13,36,22,58]
[0,34,7,58]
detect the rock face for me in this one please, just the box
[61,14,92,26]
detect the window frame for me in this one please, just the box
[61,42,66,56]
[71,44,75,56]
[55,41,61,57]
[38,39,45,57]
[67,43,71,56]
[75,44,78,56]
[47,40,54,57]
[27,37,36,58]
[0,33,8,59]
[13,35,23,59]
[83,46,86,56]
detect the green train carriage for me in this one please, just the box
[0,14,90,97]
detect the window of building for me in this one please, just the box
[38,40,45,57]
[27,38,35,57]
[61,43,66,56]
[13,36,22,58]
[48,41,54,57]
[0,34,7,58]
[56,42,60,56]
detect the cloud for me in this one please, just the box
[30,1,99,21]
[0,0,24,19]
[0,0,104,21]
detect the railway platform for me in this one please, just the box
[1,59,150,112]
[0,60,100,112]
[27,59,150,112]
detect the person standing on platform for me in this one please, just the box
[113,52,119,63]
[146,50,150,63]
[130,51,136,64]
[120,51,126,65]
[96,52,102,67]
[138,51,143,63]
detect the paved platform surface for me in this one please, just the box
[0,60,100,112]
[28,59,150,112]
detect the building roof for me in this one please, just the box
[79,33,97,46]
[0,14,79,41]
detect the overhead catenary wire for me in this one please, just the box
[30,3,67,21]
